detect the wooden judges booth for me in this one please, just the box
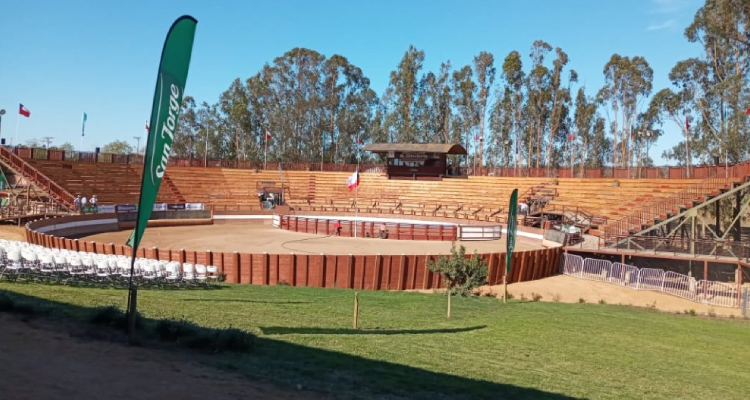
[364,143,467,180]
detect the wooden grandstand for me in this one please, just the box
[5,151,746,244]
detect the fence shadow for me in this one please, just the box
[182,298,311,304]
[0,289,581,400]
[260,325,486,336]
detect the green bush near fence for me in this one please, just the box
[0,282,748,400]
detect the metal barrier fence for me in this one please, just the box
[560,253,739,308]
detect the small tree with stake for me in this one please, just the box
[428,244,488,318]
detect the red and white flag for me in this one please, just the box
[745,107,750,115]
[347,170,359,191]
[685,116,690,130]
[145,120,150,132]
[19,104,30,117]
[265,129,272,140]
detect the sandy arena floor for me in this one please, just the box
[82,224,543,255]
[482,275,744,317]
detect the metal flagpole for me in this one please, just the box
[354,135,360,238]
[264,129,268,170]
[15,112,20,146]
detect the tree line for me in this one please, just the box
[164,0,747,175]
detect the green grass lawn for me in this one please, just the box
[1,282,749,399]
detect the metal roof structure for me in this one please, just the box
[363,143,467,155]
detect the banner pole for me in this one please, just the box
[15,112,19,147]
[124,15,197,344]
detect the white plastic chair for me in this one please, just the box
[194,264,207,281]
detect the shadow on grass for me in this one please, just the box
[261,325,486,335]
[183,298,311,304]
[0,289,580,400]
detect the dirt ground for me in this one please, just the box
[482,275,744,317]
[82,224,543,255]
[0,313,326,400]
[0,225,29,242]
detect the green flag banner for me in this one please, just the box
[505,188,518,275]
[127,16,197,252]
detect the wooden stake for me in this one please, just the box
[127,287,138,345]
[503,275,507,304]
[353,291,359,329]
[447,290,452,319]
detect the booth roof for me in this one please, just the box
[363,143,467,155]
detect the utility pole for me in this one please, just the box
[133,136,141,154]
[42,136,54,149]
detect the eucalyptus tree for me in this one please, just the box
[597,54,653,168]
[680,0,750,165]
[572,88,598,174]
[384,45,425,143]
[473,51,496,172]
[452,65,478,170]
[500,51,525,169]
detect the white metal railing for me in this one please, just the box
[560,253,739,308]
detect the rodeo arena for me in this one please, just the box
[0,142,748,313]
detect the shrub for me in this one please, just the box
[707,308,717,318]
[598,299,607,305]
[578,298,586,304]
[531,292,543,302]
[519,293,527,301]
[552,293,562,303]
[689,309,697,316]
[277,280,290,286]
[154,318,255,353]
[505,292,514,300]
[89,305,143,329]
[427,244,488,297]
[0,293,15,312]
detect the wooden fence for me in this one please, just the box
[24,218,561,290]
[279,215,458,241]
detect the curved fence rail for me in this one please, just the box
[23,215,562,290]
[560,253,740,308]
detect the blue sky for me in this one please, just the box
[0,0,703,163]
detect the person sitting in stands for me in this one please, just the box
[379,222,388,239]
[333,220,341,236]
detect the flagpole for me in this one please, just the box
[15,112,19,147]
[264,130,268,170]
[354,135,360,238]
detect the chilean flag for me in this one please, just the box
[145,120,150,132]
[19,104,30,117]
[347,170,359,191]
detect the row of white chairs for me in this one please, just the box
[0,239,220,285]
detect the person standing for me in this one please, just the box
[74,195,81,213]
[90,195,98,213]
[81,195,88,215]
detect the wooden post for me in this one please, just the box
[127,287,138,345]
[353,291,359,329]
[447,290,452,319]
[503,275,508,304]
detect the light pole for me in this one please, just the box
[639,130,653,177]
[133,136,141,154]
[0,109,5,144]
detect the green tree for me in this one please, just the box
[597,54,653,168]
[427,244,488,297]
[50,142,75,152]
[573,87,598,173]
[101,140,133,155]
[384,45,425,143]
[473,51,496,173]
